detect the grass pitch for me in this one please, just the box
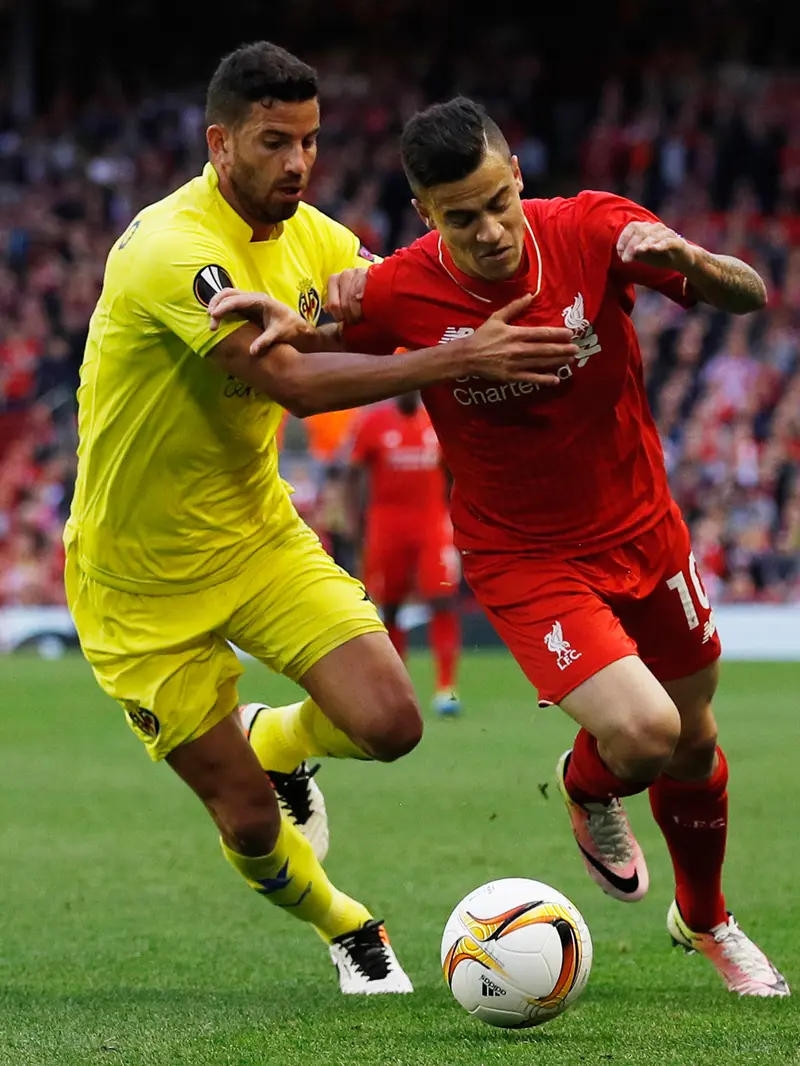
[0,653,797,1065]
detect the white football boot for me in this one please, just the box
[329,919,414,995]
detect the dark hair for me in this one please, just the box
[206,41,318,127]
[401,96,510,192]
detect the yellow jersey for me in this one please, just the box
[67,163,374,594]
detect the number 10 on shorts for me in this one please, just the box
[666,552,711,631]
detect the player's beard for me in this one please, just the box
[229,168,302,226]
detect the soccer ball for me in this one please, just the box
[441,877,592,1028]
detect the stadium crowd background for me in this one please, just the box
[0,0,798,611]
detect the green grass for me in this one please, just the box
[0,653,798,1065]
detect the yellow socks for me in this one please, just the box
[221,818,371,941]
[230,701,373,938]
[248,698,369,774]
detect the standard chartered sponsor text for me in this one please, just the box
[452,365,574,406]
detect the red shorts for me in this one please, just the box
[364,510,460,605]
[461,501,721,705]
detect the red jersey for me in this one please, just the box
[349,401,447,515]
[343,191,695,557]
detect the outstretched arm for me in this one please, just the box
[207,293,578,418]
[616,221,767,315]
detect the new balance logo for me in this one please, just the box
[703,610,717,645]
[544,621,582,671]
[562,292,602,366]
[480,975,506,998]
[439,326,475,344]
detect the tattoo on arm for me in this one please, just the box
[684,250,767,315]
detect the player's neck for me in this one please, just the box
[216,172,279,242]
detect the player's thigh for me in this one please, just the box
[560,656,681,759]
[417,517,461,600]
[300,630,421,758]
[620,511,722,687]
[226,520,388,682]
[66,545,243,761]
[461,551,639,708]
[224,523,421,754]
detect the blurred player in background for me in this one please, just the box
[66,43,575,996]
[348,391,462,716]
[211,96,788,997]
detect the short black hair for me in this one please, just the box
[206,41,318,127]
[401,97,510,192]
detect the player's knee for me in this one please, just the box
[213,780,281,856]
[362,688,423,762]
[609,703,681,780]
[669,721,719,780]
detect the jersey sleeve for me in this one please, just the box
[122,226,247,357]
[577,191,696,308]
[341,255,405,355]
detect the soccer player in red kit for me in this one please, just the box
[207,97,788,996]
[348,393,462,715]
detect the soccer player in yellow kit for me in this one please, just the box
[66,41,577,993]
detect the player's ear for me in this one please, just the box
[207,124,229,161]
[511,155,524,195]
[412,198,434,230]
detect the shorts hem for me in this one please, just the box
[282,619,387,684]
[144,676,241,762]
[645,639,722,684]
[539,650,637,706]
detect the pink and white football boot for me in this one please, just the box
[556,749,649,902]
[668,901,790,997]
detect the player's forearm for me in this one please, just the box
[264,342,470,417]
[682,249,767,314]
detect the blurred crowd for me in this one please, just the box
[0,40,799,607]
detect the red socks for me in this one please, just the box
[564,728,654,804]
[649,747,728,931]
[386,622,407,661]
[566,728,729,932]
[430,608,460,690]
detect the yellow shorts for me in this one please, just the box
[65,520,384,761]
